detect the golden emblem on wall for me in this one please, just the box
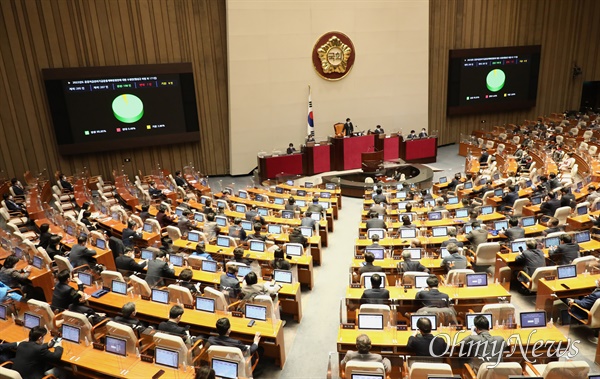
[317,36,352,74]
[312,32,355,81]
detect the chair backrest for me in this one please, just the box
[474,242,500,266]
[55,255,74,273]
[344,361,385,379]
[130,214,143,229]
[252,294,279,321]
[587,299,600,329]
[481,304,516,325]
[589,145,598,156]
[529,266,558,292]
[486,140,494,149]
[218,235,237,248]
[203,286,228,311]
[541,361,589,379]
[334,123,345,136]
[153,331,190,366]
[146,219,162,234]
[556,135,564,143]
[207,345,251,378]
[512,198,530,215]
[477,362,522,379]
[166,226,182,241]
[129,275,151,297]
[446,269,475,285]
[27,299,56,333]
[105,320,139,355]
[0,366,23,379]
[167,284,194,306]
[101,270,126,288]
[60,310,93,343]
[410,362,453,379]
[358,304,391,327]
[572,255,599,274]
[553,206,572,225]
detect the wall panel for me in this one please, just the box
[0,0,228,182]
[430,0,600,146]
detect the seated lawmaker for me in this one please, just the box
[286,143,296,154]
[51,269,83,311]
[3,193,27,216]
[114,302,147,331]
[500,217,524,241]
[208,318,261,364]
[122,220,142,248]
[59,173,73,191]
[360,273,389,304]
[156,204,176,228]
[270,248,291,270]
[228,217,247,241]
[69,235,97,268]
[418,128,428,138]
[540,192,560,217]
[158,305,193,343]
[359,251,384,275]
[415,275,449,308]
[373,125,385,134]
[116,247,147,274]
[174,170,187,188]
[407,317,447,357]
[514,239,545,277]
[550,234,580,265]
[10,178,25,197]
[441,228,463,248]
[148,181,163,199]
[12,326,64,379]
[366,211,386,229]
[341,334,391,374]
[459,315,506,373]
[567,281,600,342]
[398,250,428,274]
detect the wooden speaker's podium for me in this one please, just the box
[303,141,332,175]
[399,136,438,163]
[361,150,384,172]
[330,135,375,171]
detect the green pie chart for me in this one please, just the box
[112,94,144,123]
[486,69,506,92]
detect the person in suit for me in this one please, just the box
[145,250,176,287]
[139,204,151,222]
[366,234,382,249]
[415,275,449,308]
[228,217,247,241]
[156,204,176,228]
[270,248,292,270]
[466,221,488,252]
[501,185,519,210]
[36,223,53,249]
[177,209,195,235]
[479,148,490,164]
[203,213,220,241]
[432,197,446,211]
[300,211,317,230]
[307,197,324,216]
[373,125,385,134]
[372,188,387,204]
[242,271,281,301]
[285,197,300,212]
[567,280,600,324]
[0,255,30,289]
[459,315,506,373]
[12,326,63,379]
[288,227,307,248]
[208,318,261,364]
[441,228,463,248]
[220,264,242,299]
[158,305,192,343]
[500,217,525,241]
[366,212,386,230]
[10,178,25,197]
[560,187,575,208]
[45,235,63,260]
[59,174,73,192]
[440,243,467,273]
[370,199,386,217]
[587,185,600,203]
[195,366,216,379]
[359,251,384,275]
[148,181,163,199]
[3,193,27,216]
[447,173,461,192]
[514,239,545,277]
[51,270,82,311]
[80,211,96,231]
[116,247,147,274]
[540,192,561,217]
[122,220,142,248]
[69,235,97,268]
[341,334,391,373]
[178,268,198,296]
[548,173,561,189]
[286,143,296,154]
[174,171,187,188]
[543,218,562,235]
[114,302,147,332]
[343,118,354,136]
[360,274,389,304]
[418,128,428,138]
[550,234,580,265]
[407,317,447,356]
[406,130,417,139]
[398,250,429,274]
[0,341,18,365]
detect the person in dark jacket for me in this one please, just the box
[398,250,429,274]
[559,187,575,208]
[68,235,97,268]
[415,276,449,308]
[45,235,64,261]
[178,268,198,295]
[407,317,447,356]
[114,302,147,332]
[288,227,308,248]
[145,250,175,287]
[51,270,82,311]
[550,234,580,265]
[158,305,191,343]
[567,281,600,323]
[360,274,390,304]
[12,326,63,379]
[540,192,561,217]
[358,252,384,275]
[208,318,261,364]
[122,220,142,248]
[115,248,147,274]
[500,217,525,241]
[514,239,546,277]
[270,248,291,270]
[36,224,53,249]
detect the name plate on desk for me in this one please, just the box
[93,342,105,351]
[342,323,356,330]
[191,265,201,271]
[545,275,556,281]
[354,254,362,259]
[231,311,244,318]
[183,304,194,310]
[458,283,464,288]
[397,325,408,331]
[141,354,154,363]
[404,285,412,289]
[506,323,518,329]
[455,325,464,331]
[141,295,151,301]
[393,255,402,260]
[14,319,23,326]
[350,283,361,288]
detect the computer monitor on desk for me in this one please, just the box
[481,206,493,215]
[466,313,493,330]
[405,248,422,260]
[411,315,437,331]
[245,304,267,321]
[365,248,384,260]
[111,280,128,295]
[400,229,417,239]
[155,347,179,369]
[511,241,527,253]
[195,297,216,313]
[521,216,535,227]
[464,182,473,190]
[62,324,81,344]
[151,289,169,304]
[0,305,6,321]
[557,264,577,279]
[415,275,428,289]
[357,314,384,330]
[24,312,41,329]
[466,273,488,287]
[212,358,238,379]
[544,237,560,249]
[201,260,218,273]
[367,229,385,239]
[455,208,468,218]
[432,227,447,237]
[520,311,546,328]
[105,335,127,356]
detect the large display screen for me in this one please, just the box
[43,63,200,154]
[447,46,541,115]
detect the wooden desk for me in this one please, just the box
[173,239,315,290]
[34,218,116,271]
[84,288,287,368]
[244,187,339,219]
[350,257,445,280]
[0,247,54,301]
[0,320,194,378]
[25,181,51,220]
[95,217,161,247]
[536,273,600,314]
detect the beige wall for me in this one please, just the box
[227,0,429,175]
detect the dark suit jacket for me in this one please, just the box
[156,211,175,228]
[158,320,188,342]
[441,238,463,248]
[514,249,546,276]
[12,185,25,196]
[466,229,488,251]
[114,315,146,330]
[415,288,449,308]
[60,179,73,191]
[398,259,427,273]
[551,243,580,265]
[175,177,187,187]
[541,198,561,216]
[549,178,561,189]
[68,244,97,267]
[560,193,575,208]
[460,331,506,372]
[122,228,142,248]
[361,288,390,304]
[116,255,147,273]
[37,232,53,249]
[503,227,525,241]
[343,122,354,136]
[12,341,63,379]
[479,152,489,164]
[366,218,386,229]
[407,333,447,356]
[502,191,519,207]
[359,263,384,275]
[572,289,600,319]
[5,199,24,213]
[208,335,258,354]
[145,259,175,287]
[51,282,80,311]
[441,253,468,271]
